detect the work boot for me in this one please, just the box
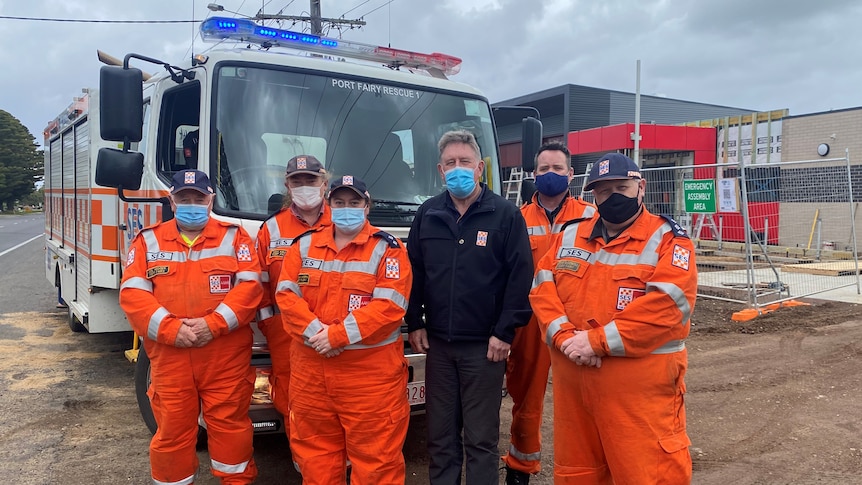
[505,467,530,485]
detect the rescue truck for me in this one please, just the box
[44,16,540,437]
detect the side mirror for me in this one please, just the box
[95,148,144,190]
[99,66,143,142]
[521,116,543,173]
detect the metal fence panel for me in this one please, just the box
[569,156,861,309]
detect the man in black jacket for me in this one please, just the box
[406,130,534,484]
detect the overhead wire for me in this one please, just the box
[0,15,199,23]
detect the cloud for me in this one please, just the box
[2,0,860,143]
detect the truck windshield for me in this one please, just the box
[210,64,500,225]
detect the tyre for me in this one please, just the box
[135,343,208,449]
[135,344,158,434]
[67,306,87,333]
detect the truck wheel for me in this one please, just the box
[67,306,87,333]
[135,344,208,449]
[135,344,159,434]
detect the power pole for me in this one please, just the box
[255,0,365,35]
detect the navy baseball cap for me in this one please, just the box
[584,153,642,191]
[286,155,327,177]
[170,169,214,195]
[328,175,370,201]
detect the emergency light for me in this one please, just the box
[200,16,462,76]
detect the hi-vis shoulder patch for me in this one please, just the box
[146,265,169,279]
[660,214,689,238]
[126,248,136,267]
[671,244,691,271]
[385,257,400,279]
[209,274,232,293]
[237,243,253,262]
[617,287,646,310]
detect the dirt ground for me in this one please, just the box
[1,297,861,484]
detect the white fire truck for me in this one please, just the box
[44,16,541,436]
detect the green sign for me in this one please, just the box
[683,180,716,213]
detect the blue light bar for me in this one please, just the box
[199,16,462,76]
[201,17,337,49]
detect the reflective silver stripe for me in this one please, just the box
[147,307,170,341]
[344,328,400,350]
[550,223,565,234]
[592,225,670,268]
[142,229,160,252]
[508,443,541,462]
[210,458,249,474]
[652,339,686,354]
[604,321,625,356]
[527,225,547,236]
[257,306,275,321]
[235,271,260,283]
[260,271,270,283]
[121,276,153,292]
[302,318,324,340]
[298,235,311,259]
[372,287,408,310]
[185,227,238,261]
[560,223,580,248]
[532,269,554,290]
[646,281,692,324]
[319,239,389,276]
[276,279,302,297]
[320,259,379,276]
[153,473,195,485]
[215,303,239,331]
[545,315,568,346]
[265,217,282,242]
[343,313,362,344]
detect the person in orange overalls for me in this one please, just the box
[255,155,331,436]
[530,153,697,484]
[503,143,596,485]
[119,169,263,485]
[275,175,412,485]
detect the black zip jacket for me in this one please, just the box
[405,185,533,344]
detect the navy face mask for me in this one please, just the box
[597,192,641,224]
[535,172,570,196]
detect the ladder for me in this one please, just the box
[503,167,530,206]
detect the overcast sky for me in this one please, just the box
[2,0,860,145]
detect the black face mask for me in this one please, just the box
[597,192,641,224]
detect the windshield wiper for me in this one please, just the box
[374,199,421,206]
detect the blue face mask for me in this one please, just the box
[445,166,477,199]
[174,204,210,231]
[535,171,570,197]
[331,207,366,232]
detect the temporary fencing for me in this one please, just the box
[570,152,861,312]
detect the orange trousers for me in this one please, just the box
[147,330,257,485]
[262,319,292,431]
[503,317,551,474]
[288,343,409,485]
[549,349,691,485]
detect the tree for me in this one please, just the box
[0,110,43,212]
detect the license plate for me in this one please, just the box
[406,381,425,405]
